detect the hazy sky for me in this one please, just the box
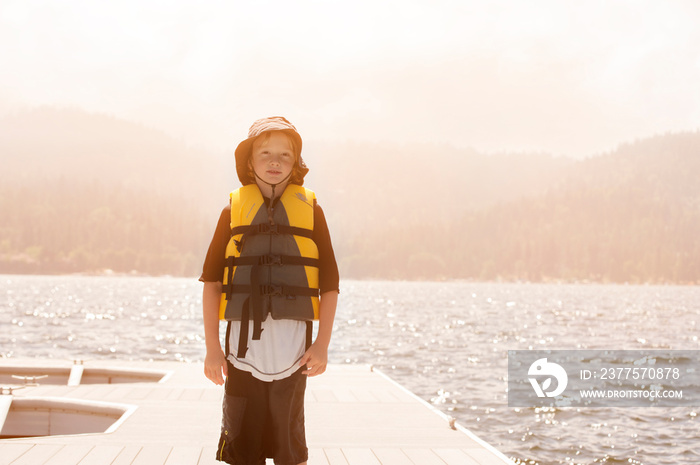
[2,0,700,157]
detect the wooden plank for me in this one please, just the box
[435,448,481,465]
[402,448,447,465]
[79,445,125,465]
[372,448,414,465]
[67,365,84,386]
[131,445,172,465]
[86,385,118,399]
[178,389,204,401]
[7,444,63,465]
[324,448,349,465]
[46,444,92,465]
[146,387,171,400]
[13,385,52,396]
[200,389,222,402]
[197,448,220,465]
[197,449,221,465]
[333,389,357,403]
[106,386,133,400]
[112,445,143,465]
[69,384,100,398]
[0,443,33,465]
[370,389,402,403]
[342,448,381,465]
[308,448,330,465]
[465,448,510,464]
[350,389,379,403]
[305,389,318,402]
[0,395,12,433]
[167,388,185,400]
[60,387,80,397]
[164,445,202,465]
[313,389,338,402]
[126,387,153,401]
[27,386,62,396]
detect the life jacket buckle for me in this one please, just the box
[259,255,282,266]
[260,284,282,296]
[250,224,278,235]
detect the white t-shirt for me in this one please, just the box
[226,315,308,382]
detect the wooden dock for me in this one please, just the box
[0,360,514,465]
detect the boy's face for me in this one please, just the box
[250,131,296,187]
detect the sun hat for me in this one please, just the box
[234,116,308,186]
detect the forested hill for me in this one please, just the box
[0,107,228,199]
[0,107,229,275]
[342,132,700,283]
[1,107,698,283]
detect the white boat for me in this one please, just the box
[0,395,135,439]
[0,361,169,386]
[0,360,168,440]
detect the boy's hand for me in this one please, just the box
[204,349,228,385]
[299,342,328,377]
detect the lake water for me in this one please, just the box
[2,275,699,465]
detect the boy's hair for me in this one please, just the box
[235,116,309,186]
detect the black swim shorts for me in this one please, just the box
[216,364,308,465]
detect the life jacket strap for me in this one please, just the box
[225,255,319,268]
[231,224,314,253]
[225,264,234,299]
[231,224,314,239]
[228,284,320,298]
[225,320,232,356]
[237,298,251,359]
[250,265,264,342]
[305,321,313,351]
[221,258,320,308]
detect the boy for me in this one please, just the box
[200,116,339,465]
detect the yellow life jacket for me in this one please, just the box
[219,184,320,337]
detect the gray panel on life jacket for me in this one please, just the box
[224,197,314,321]
[267,201,314,320]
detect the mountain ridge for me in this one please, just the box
[1,106,697,282]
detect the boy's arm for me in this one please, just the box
[203,281,228,385]
[300,290,339,377]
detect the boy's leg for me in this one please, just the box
[267,368,308,465]
[217,365,269,465]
